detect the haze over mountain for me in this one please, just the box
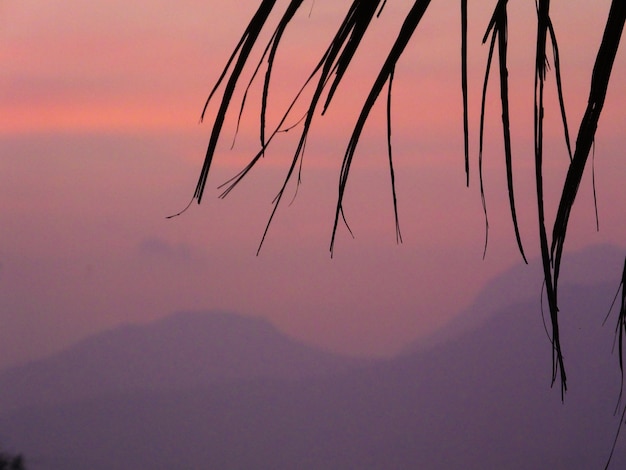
[0,244,624,469]
[0,310,369,413]
[408,242,625,352]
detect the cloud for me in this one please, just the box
[135,237,205,266]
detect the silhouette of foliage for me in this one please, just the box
[180,0,626,402]
[0,448,24,470]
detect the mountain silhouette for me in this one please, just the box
[0,310,369,413]
[0,246,624,469]
[408,242,625,353]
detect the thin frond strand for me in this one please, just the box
[534,0,567,397]
[330,0,432,254]
[461,0,469,186]
[194,0,279,203]
[495,1,528,263]
[604,257,626,470]
[550,0,626,300]
[546,18,573,160]
[478,22,498,259]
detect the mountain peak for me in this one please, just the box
[0,310,367,413]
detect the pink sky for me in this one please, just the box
[1,0,625,368]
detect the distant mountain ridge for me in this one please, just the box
[1,281,624,469]
[0,310,370,413]
[1,244,625,469]
[407,242,625,353]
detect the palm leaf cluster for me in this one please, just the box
[185,0,625,399]
[0,448,24,470]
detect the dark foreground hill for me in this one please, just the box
[1,281,624,469]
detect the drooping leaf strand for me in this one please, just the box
[461,0,469,186]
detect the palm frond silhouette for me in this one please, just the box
[182,1,626,403]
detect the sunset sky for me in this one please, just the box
[1,0,625,368]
